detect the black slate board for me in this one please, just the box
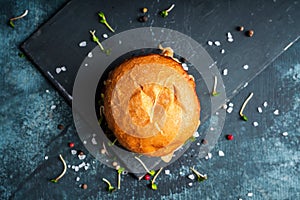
[21,0,300,104]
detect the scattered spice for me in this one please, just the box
[68,142,75,148]
[57,124,64,130]
[102,178,116,192]
[81,184,88,189]
[50,154,67,183]
[141,7,148,13]
[190,167,207,182]
[226,134,234,140]
[151,167,163,190]
[134,156,156,176]
[138,15,148,22]
[144,174,151,180]
[246,30,254,37]
[117,167,125,189]
[237,26,244,31]
[9,10,28,28]
[160,4,175,17]
[201,139,208,144]
[212,76,220,96]
[239,92,254,121]
[98,12,115,32]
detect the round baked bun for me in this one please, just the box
[104,54,200,157]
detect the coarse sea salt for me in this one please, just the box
[165,170,170,175]
[50,105,56,110]
[44,156,48,160]
[188,182,193,187]
[76,177,80,181]
[243,64,249,70]
[79,41,87,47]
[282,132,288,136]
[273,109,279,115]
[247,192,253,197]
[227,38,234,42]
[91,137,97,145]
[71,150,77,155]
[78,154,86,160]
[182,63,188,71]
[61,66,67,71]
[253,121,259,127]
[56,68,62,74]
[257,107,263,113]
[263,101,268,107]
[88,52,93,58]
[220,49,225,54]
[214,41,221,46]
[223,104,228,109]
[188,174,195,180]
[207,41,213,46]
[228,102,234,107]
[102,34,108,39]
[218,150,225,157]
[227,107,233,113]
[223,69,228,76]
[193,131,199,138]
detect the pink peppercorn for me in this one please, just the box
[144,174,151,181]
[69,142,75,148]
[226,134,234,140]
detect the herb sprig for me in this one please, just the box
[160,4,175,18]
[89,30,111,55]
[117,167,125,189]
[239,92,254,121]
[98,12,115,32]
[50,154,67,183]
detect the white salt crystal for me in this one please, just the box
[88,52,93,58]
[84,165,89,170]
[50,105,56,110]
[182,63,188,71]
[227,107,233,113]
[78,154,86,160]
[45,90,50,93]
[263,101,268,107]
[71,150,77,155]
[119,40,122,45]
[243,82,249,87]
[61,66,67,71]
[223,104,228,109]
[253,121,259,127]
[91,137,97,145]
[274,109,279,115]
[78,162,86,168]
[83,140,87,144]
[68,165,71,168]
[227,38,234,42]
[102,34,108,39]
[79,41,87,47]
[76,177,80,181]
[196,143,200,146]
[214,41,221,46]
[218,150,225,157]
[220,49,225,54]
[257,107,263,113]
[223,68,228,76]
[247,192,253,197]
[74,166,79,172]
[227,32,232,38]
[44,156,48,160]
[165,170,170,175]
[84,63,88,67]
[282,132,288,136]
[188,174,195,180]
[243,65,249,70]
[71,165,75,169]
[228,102,234,107]
[207,152,212,159]
[188,182,193,187]
[207,41,213,46]
[55,68,61,74]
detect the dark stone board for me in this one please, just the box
[21,0,300,104]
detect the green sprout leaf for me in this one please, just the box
[98,12,115,32]
[18,52,25,58]
[50,179,58,183]
[151,183,158,190]
[212,91,220,96]
[149,170,156,176]
[118,167,125,174]
[108,138,117,146]
[102,178,116,193]
[241,115,248,121]
[161,11,168,17]
[9,20,15,28]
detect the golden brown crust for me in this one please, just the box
[104,54,200,157]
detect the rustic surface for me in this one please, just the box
[0,0,299,199]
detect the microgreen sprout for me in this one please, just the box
[98,12,115,32]
[239,92,254,121]
[9,10,28,28]
[90,30,111,55]
[102,178,116,192]
[99,105,104,125]
[50,154,67,183]
[190,167,208,182]
[160,4,175,18]
[212,76,220,96]
[134,156,156,176]
[117,167,125,189]
[151,167,163,190]
[108,138,117,146]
